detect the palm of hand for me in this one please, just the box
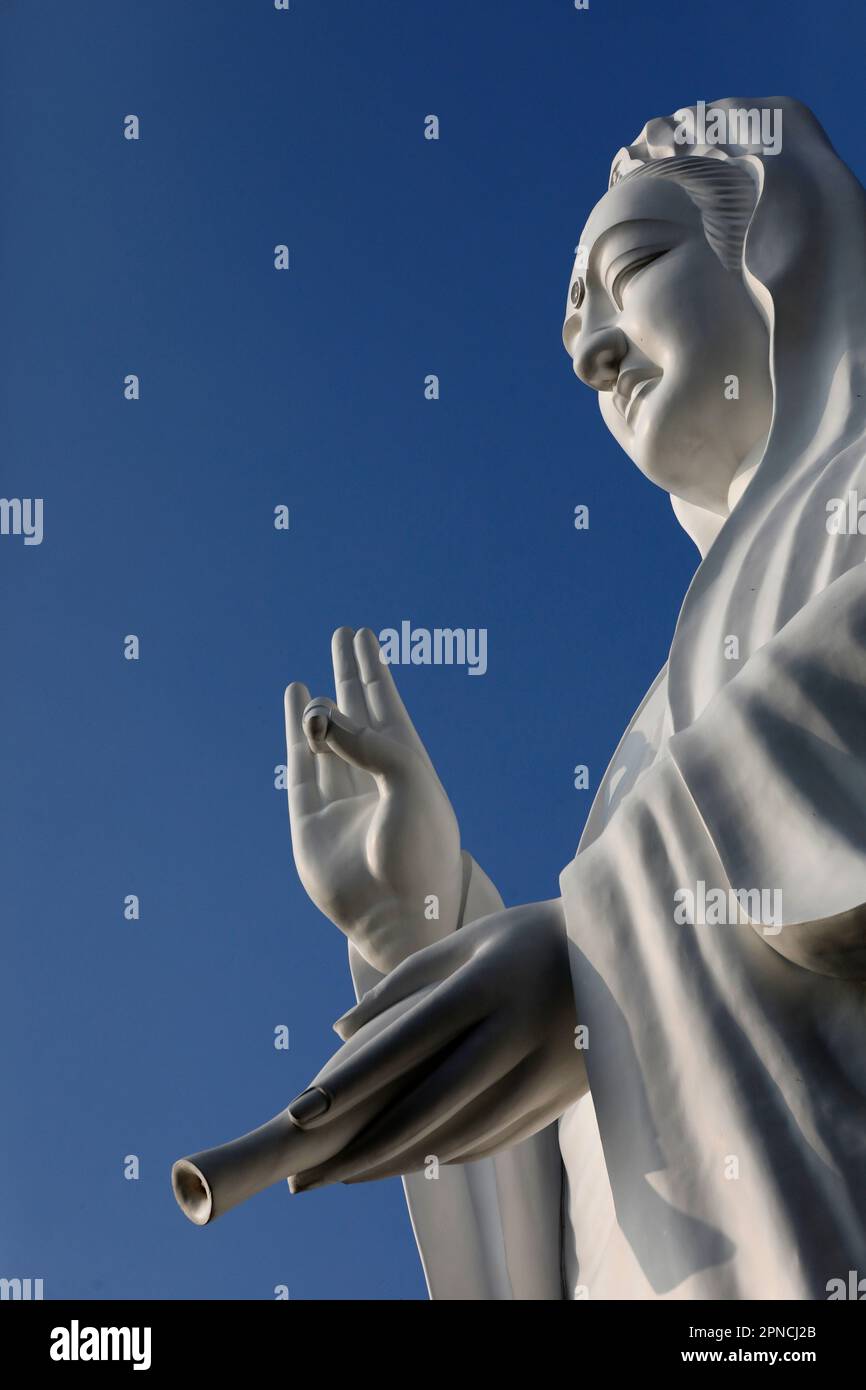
[286,628,462,974]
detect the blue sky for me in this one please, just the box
[3,0,865,1299]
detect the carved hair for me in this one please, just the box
[618,156,758,273]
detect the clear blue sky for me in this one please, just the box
[3,0,865,1300]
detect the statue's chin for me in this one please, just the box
[600,395,742,514]
[629,449,701,502]
[632,424,738,512]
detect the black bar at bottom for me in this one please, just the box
[2,1297,861,1374]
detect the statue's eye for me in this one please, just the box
[570,278,585,310]
[610,249,668,309]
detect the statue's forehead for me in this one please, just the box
[578,174,700,257]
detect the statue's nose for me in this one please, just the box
[572,326,628,393]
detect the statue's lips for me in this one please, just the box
[614,371,662,426]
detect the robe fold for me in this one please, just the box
[349,855,565,1300]
[558,561,866,1299]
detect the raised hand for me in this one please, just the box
[285,627,464,975]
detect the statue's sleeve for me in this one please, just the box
[562,562,866,980]
[348,854,565,1300]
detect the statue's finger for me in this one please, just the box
[289,1017,520,1190]
[284,683,320,817]
[304,699,416,781]
[331,627,370,726]
[301,696,355,799]
[332,929,473,1040]
[287,968,477,1131]
[354,627,441,780]
[353,627,405,727]
[285,681,312,748]
[302,696,336,751]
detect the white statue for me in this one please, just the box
[173,97,866,1301]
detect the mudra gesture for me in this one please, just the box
[174,97,866,1302]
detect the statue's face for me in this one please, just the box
[563,175,772,513]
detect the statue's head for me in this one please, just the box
[563,157,773,517]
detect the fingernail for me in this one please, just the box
[302,701,332,745]
[304,714,330,742]
[288,1086,331,1125]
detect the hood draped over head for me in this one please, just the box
[611,97,866,731]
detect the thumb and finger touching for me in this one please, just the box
[302,695,418,782]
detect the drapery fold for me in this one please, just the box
[349,853,564,1300]
[558,566,866,1298]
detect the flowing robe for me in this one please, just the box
[558,565,866,1299]
[351,564,866,1298]
[348,97,866,1298]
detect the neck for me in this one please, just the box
[727,441,765,512]
[670,439,768,559]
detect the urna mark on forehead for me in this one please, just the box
[564,174,703,323]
